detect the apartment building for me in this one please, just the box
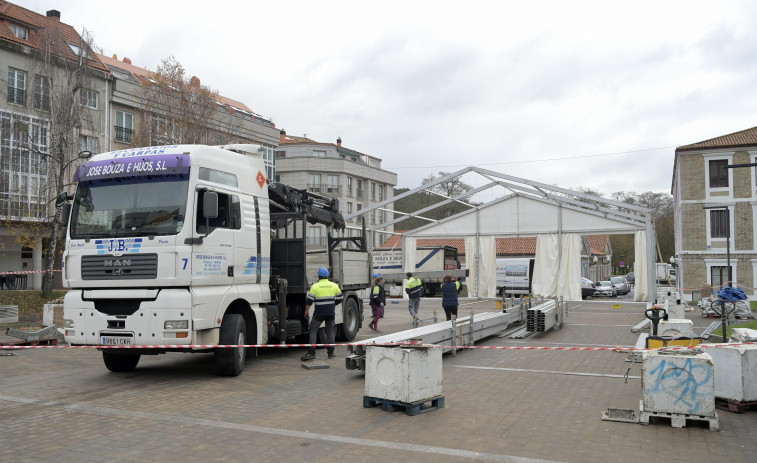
[0,3,110,289]
[672,126,757,300]
[275,131,398,248]
[95,53,279,180]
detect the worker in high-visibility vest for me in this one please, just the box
[301,267,343,361]
[405,272,423,320]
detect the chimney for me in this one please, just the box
[279,130,287,144]
[123,57,132,64]
[190,76,201,87]
[336,137,342,147]
[46,10,61,20]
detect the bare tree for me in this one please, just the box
[132,57,247,147]
[17,24,102,295]
[421,171,474,198]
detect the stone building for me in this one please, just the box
[672,126,757,300]
[275,131,398,249]
[0,3,110,289]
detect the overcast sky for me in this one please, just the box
[17,0,757,197]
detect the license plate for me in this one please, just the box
[101,335,134,346]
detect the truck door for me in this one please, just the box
[192,190,235,288]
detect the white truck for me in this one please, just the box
[496,257,534,296]
[373,246,464,296]
[656,263,676,284]
[59,144,370,376]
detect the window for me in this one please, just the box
[261,146,275,182]
[710,209,729,238]
[347,202,353,214]
[379,209,385,223]
[356,179,363,200]
[33,76,50,111]
[67,43,91,60]
[347,177,353,197]
[196,190,239,233]
[0,110,49,220]
[199,167,238,187]
[379,184,385,201]
[9,24,28,40]
[8,69,26,105]
[327,175,339,194]
[80,88,98,109]
[115,110,133,143]
[313,150,326,158]
[710,266,732,287]
[21,246,33,259]
[78,135,98,155]
[307,226,323,247]
[709,159,729,188]
[308,174,321,192]
[371,182,376,200]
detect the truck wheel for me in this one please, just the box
[102,351,140,372]
[337,297,360,341]
[215,314,246,376]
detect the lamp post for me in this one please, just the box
[703,205,731,342]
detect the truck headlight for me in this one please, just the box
[64,319,74,329]
[164,320,188,330]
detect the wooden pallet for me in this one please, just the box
[716,397,757,414]
[363,395,445,416]
[639,401,719,431]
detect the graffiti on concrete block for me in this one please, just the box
[648,358,712,414]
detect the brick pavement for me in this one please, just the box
[1,297,756,462]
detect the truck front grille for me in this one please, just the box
[81,254,158,280]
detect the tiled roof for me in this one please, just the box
[378,234,609,256]
[97,53,259,116]
[0,2,108,72]
[676,126,757,152]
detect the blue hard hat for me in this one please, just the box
[318,267,329,278]
[373,273,379,278]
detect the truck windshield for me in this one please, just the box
[70,176,190,239]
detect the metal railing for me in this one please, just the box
[7,87,25,105]
[307,184,341,196]
[115,126,133,143]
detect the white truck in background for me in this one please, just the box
[496,257,534,296]
[59,144,371,376]
[656,263,676,284]
[373,246,465,296]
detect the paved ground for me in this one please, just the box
[1,296,756,463]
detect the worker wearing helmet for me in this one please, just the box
[301,267,343,361]
[405,272,423,321]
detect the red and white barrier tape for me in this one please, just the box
[2,341,755,351]
[0,269,62,275]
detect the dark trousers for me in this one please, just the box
[308,315,335,355]
[370,304,381,329]
[443,305,458,321]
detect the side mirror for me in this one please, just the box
[55,191,72,208]
[61,203,72,228]
[203,191,218,219]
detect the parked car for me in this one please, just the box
[581,278,595,299]
[594,280,617,297]
[625,272,634,285]
[610,276,630,295]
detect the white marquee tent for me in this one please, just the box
[345,167,656,302]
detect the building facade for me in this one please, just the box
[672,126,757,300]
[96,53,279,180]
[275,132,398,249]
[0,3,110,289]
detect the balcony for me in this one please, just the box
[7,87,26,106]
[34,94,50,111]
[306,236,326,247]
[115,126,133,143]
[307,184,341,197]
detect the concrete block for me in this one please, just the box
[642,351,715,416]
[365,345,442,403]
[707,344,757,402]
